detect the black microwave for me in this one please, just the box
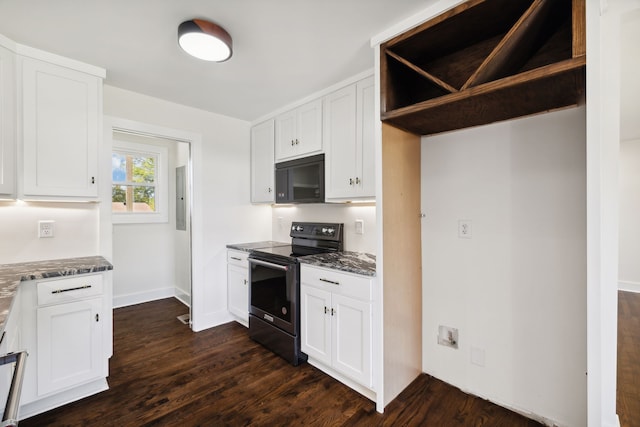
[275,154,325,204]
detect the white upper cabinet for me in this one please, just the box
[275,99,322,162]
[0,43,15,197]
[325,76,375,201]
[251,119,275,203]
[20,56,103,198]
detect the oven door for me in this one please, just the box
[248,257,298,335]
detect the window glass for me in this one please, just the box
[112,151,158,213]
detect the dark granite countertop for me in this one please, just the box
[0,256,113,334]
[299,251,376,277]
[226,241,290,253]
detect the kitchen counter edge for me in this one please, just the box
[299,251,376,277]
[0,256,113,334]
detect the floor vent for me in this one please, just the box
[177,314,190,325]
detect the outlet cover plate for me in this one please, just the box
[458,220,472,239]
[438,325,458,349]
[38,220,55,238]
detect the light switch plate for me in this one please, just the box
[355,219,364,235]
[458,219,472,239]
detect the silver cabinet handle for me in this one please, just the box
[349,178,354,185]
[243,279,247,285]
[295,139,299,145]
[51,284,92,294]
[291,140,295,146]
[331,308,335,316]
[0,350,28,426]
[324,306,328,314]
[319,278,340,285]
[268,187,272,193]
[95,313,100,322]
[355,177,360,184]
[230,256,242,261]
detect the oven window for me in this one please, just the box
[250,263,292,323]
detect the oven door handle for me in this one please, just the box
[249,258,289,271]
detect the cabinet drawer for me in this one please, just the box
[301,265,372,301]
[227,250,249,267]
[37,274,103,306]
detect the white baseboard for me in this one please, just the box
[113,287,175,308]
[191,309,234,332]
[618,280,640,293]
[174,288,191,307]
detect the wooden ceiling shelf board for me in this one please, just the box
[380,0,586,136]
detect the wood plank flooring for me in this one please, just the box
[21,298,542,426]
[618,291,640,427]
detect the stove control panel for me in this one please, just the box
[290,222,343,241]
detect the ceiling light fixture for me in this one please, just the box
[178,19,232,62]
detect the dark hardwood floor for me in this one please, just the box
[618,291,640,427]
[21,298,541,426]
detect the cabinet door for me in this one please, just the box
[250,120,275,203]
[37,297,103,396]
[324,84,357,200]
[21,57,100,197]
[275,110,297,161]
[356,76,375,199]
[300,285,332,366]
[332,293,372,387]
[0,44,15,197]
[297,99,322,155]
[227,263,249,325]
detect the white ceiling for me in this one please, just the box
[0,0,432,122]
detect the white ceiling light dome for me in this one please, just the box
[178,19,233,62]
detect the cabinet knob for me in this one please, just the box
[324,306,328,314]
[243,279,248,285]
[331,308,335,316]
[91,176,95,184]
[295,139,299,145]
[95,313,99,322]
[268,187,272,193]
[291,140,295,146]
[355,177,360,185]
[349,178,354,185]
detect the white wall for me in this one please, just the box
[619,138,640,292]
[0,201,99,264]
[271,204,376,254]
[421,107,587,426]
[103,85,272,329]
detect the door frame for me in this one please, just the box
[101,116,203,330]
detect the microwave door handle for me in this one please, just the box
[249,259,289,271]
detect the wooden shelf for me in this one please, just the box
[380,0,585,136]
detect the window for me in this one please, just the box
[112,138,168,224]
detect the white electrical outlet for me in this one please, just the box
[355,219,364,235]
[437,325,458,349]
[38,220,55,238]
[458,219,472,239]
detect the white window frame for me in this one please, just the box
[111,139,168,224]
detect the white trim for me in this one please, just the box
[111,139,169,224]
[618,280,640,293]
[112,287,175,309]
[103,116,204,332]
[251,69,373,126]
[19,378,108,420]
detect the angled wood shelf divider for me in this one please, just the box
[380,0,586,136]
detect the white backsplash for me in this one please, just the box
[0,201,99,264]
[271,203,376,254]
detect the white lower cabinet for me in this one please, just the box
[36,297,103,396]
[19,272,111,418]
[227,250,249,326]
[300,264,373,389]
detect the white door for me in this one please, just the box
[300,285,332,365]
[275,110,297,161]
[227,264,249,323]
[324,84,357,199]
[0,44,15,196]
[37,298,103,396]
[331,293,372,387]
[356,76,375,198]
[251,120,275,203]
[297,99,323,155]
[21,57,99,197]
